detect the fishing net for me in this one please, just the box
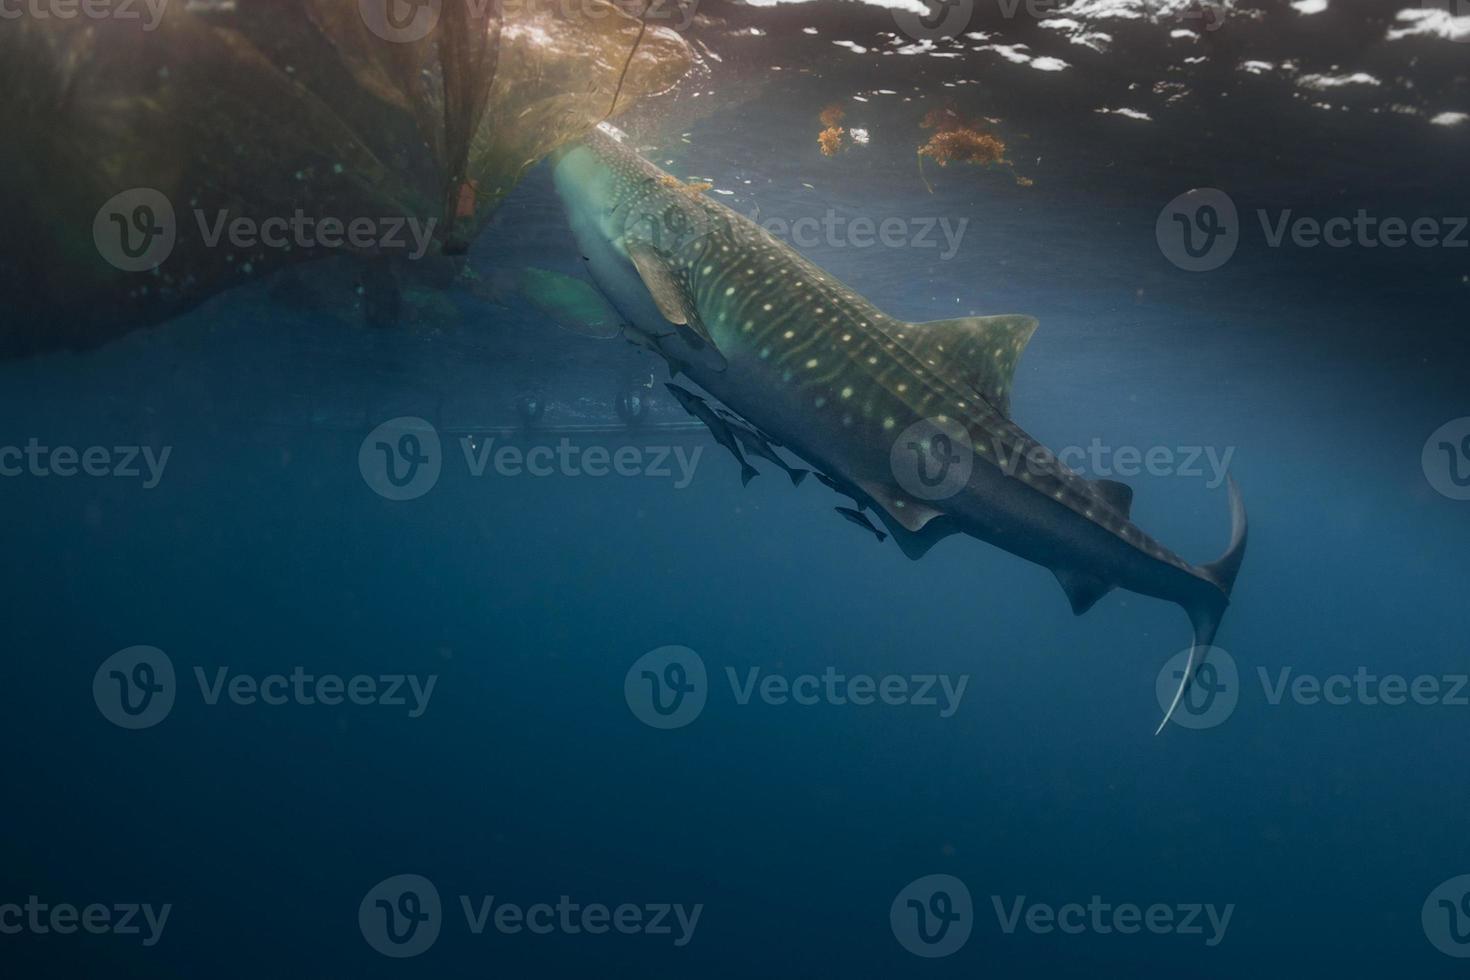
[0,0,691,357]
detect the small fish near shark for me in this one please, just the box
[552,124,1248,732]
[835,506,887,544]
[725,418,810,487]
[662,382,760,487]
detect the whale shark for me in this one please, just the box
[552,125,1247,732]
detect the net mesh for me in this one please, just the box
[0,0,691,356]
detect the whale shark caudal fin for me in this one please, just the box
[904,314,1038,417]
[1155,476,1249,735]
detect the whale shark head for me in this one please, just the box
[550,127,639,245]
[551,125,729,368]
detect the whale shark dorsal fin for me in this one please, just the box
[1091,479,1134,518]
[905,314,1038,417]
[1052,568,1114,616]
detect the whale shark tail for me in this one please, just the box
[1155,476,1249,735]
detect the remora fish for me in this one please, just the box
[835,506,887,544]
[729,422,810,487]
[553,125,1247,731]
[664,382,760,486]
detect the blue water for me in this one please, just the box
[5,4,1470,976]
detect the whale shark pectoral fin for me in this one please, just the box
[1051,567,1114,616]
[1091,479,1134,518]
[625,240,723,349]
[625,242,690,325]
[626,242,726,372]
[855,479,944,533]
[906,314,1038,417]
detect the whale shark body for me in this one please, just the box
[552,125,1247,731]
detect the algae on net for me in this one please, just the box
[0,0,692,358]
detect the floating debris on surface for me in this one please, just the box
[916,107,1032,190]
[818,104,847,156]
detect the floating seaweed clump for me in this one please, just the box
[917,128,1007,167]
[914,107,1031,190]
[658,175,713,195]
[818,104,847,156]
